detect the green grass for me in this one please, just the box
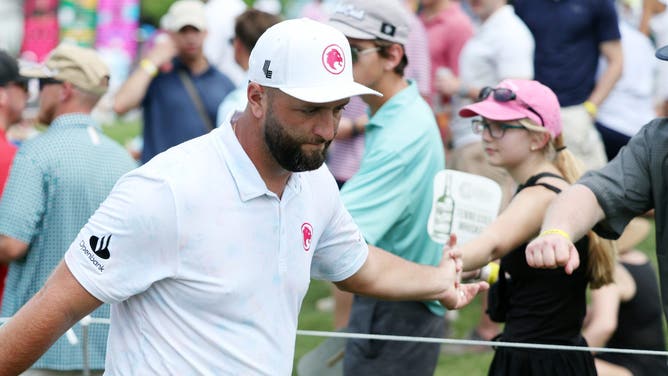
[101,118,141,147]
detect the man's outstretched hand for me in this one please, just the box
[439,234,489,310]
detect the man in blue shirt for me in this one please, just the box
[0,43,136,375]
[514,0,623,170]
[113,0,234,163]
[330,1,446,374]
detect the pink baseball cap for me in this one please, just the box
[459,79,562,139]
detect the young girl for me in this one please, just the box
[456,78,615,375]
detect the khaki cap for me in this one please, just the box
[160,0,207,32]
[21,43,110,95]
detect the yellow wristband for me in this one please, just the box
[539,228,571,241]
[583,100,598,117]
[483,262,499,284]
[139,59,158,77]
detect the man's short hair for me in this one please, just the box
[235,9,281,53]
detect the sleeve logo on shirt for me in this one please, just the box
[79,235,111,273]
[301,223,313,252]
[90,235,112,259]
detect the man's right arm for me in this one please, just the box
[525,184,606,273]
[0,261,102,375]
[113,34,177,115]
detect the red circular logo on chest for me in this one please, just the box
[301,223,313,252]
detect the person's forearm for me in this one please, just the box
[336,245,454,301]
[112,67,155,115]
[541,184,606,240]
[461,234,499,271]
[0,262,102,374]
[0,235,28,263]
[587,41,623,106]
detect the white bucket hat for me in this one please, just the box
[248,18,381,103]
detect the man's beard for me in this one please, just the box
[264,105,331,172]
[37,102,55,125]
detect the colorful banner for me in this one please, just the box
[59,0,98,47]
[20,0,59,62]
[95,0,139,90]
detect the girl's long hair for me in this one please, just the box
[549,134,616,288]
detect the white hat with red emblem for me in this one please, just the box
[248,18,381,103]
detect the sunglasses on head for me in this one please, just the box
[38,77,63,89]
[350,46,381,64]
[478,87,545,127]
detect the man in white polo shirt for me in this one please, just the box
[0,19,488,375]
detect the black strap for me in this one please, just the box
[177,69,215,132]
[516,172,566,194]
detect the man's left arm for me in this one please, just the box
[335,237,488,310]
[586,39,623,108]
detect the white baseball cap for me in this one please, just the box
[248,18,381,103]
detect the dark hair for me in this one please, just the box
[234,9,281,52]
[374,39,408,76]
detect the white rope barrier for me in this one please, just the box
[296,330,668,357]
[2,316,667,357]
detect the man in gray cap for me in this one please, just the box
[329,1,447,374]
[0,43,136,375]
[526,44,668,327]
[0,50,27,308]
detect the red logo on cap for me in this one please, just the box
[322,44,345,75]
[302,223,313,252]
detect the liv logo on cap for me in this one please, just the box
[322,44,345,75]
[248,18,381,103]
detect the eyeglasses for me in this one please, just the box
[350,46,381,64]
[38,77,63,90]
[472,118,526,139]
[478,87,545,127]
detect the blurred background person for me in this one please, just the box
[0,43,136,376]
[419,0,474,147]
[203,0,247,87]
[514,0,623,171]
[583,218,668,376]
[594,4,657,161]
[0,50,28,309]
[216,8,281,125]
[113,0,234,163]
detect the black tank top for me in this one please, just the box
[500,173,591,344]
[597,261,668,375]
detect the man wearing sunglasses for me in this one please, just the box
[329,1,447,374]
[0,43,136,375]
[0,50,28,311]
[526,44,668,327]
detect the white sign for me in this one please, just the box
[428,170,502,245]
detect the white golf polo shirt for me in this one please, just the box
[65,122,368,375]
